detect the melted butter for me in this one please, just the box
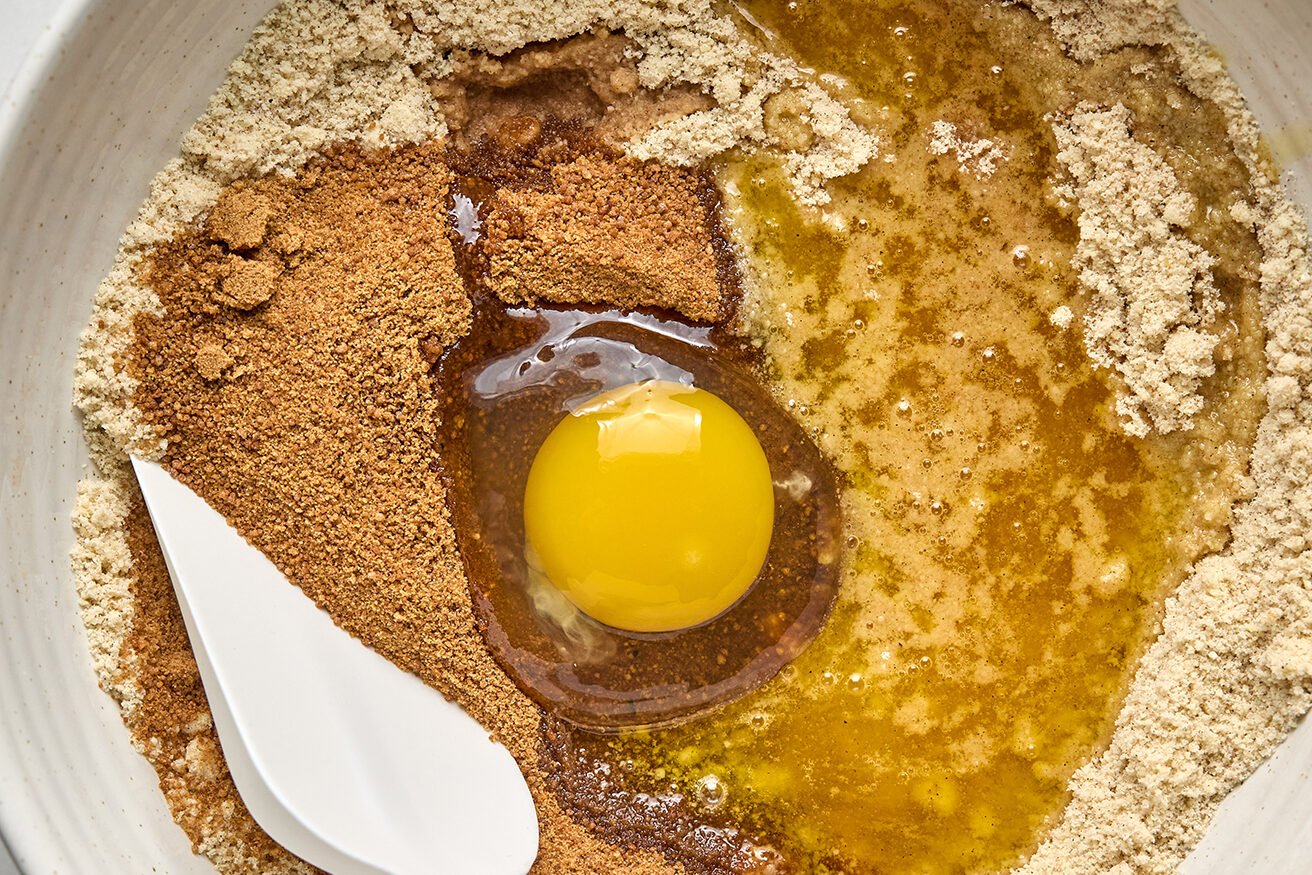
[580,0,1267,872]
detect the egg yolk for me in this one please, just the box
[523,381,775,633]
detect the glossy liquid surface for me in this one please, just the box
[438,302,843,730]
[563,1,1266,871]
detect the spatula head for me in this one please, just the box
[131,457,539,875]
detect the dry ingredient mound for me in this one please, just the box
[69,1,1312,874]
[1052,103,1224,438]
[480,152,725,320]
[1018,1,1312,872]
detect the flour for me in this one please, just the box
[1052,102,1223,437]
[928,119,1008,179]
[1024,0,1179,62]
[69,478,140,714]
[1019,3,1312,872]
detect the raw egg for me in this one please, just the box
[523,380,775,633]
[435,304,842,729]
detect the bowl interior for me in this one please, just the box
[0,0,1308,871]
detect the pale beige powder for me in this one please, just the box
[389,0,877,196]
[1017,2,1312,872]
[1025,0,1180,63]
[928,119,1008,179]
[1052,102,1224,438]
[69,478,141,714]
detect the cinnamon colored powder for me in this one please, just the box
[128,138,726,874]
[483,152,724,320]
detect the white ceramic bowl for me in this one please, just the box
[0,1,1309,872]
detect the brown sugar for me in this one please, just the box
[193,343,234,381]
[128,140,688,874]
[482,152,725,321]
[123,493,315,874]
[216,258,280,311]
[206,188,274,251]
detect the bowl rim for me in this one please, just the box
[0,0,95,165]
[0,4,117,868]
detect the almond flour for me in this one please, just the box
[1018,2,1312,871]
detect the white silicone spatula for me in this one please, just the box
[131,457,539,875]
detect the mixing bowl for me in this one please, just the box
[0,0,1308,871]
